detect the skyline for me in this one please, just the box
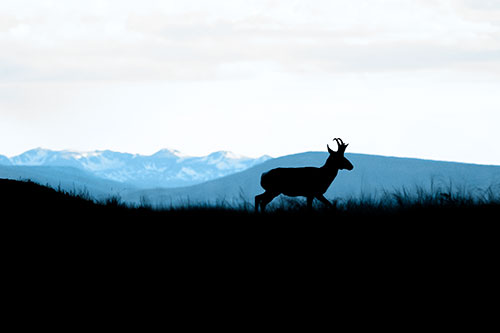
[1,0,500,165]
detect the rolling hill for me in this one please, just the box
[122,152,500,207]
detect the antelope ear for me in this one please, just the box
[327,144,334,154]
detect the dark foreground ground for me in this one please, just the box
[4,177,498,257]
[3,178,499,321]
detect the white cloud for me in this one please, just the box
[1,0,500,82]
[0,0,499,164]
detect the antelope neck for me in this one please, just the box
[320,164,339,179]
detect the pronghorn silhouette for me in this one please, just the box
[255,138,354,212]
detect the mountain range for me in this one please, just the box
[0,148,270,188]
[1,148,499,207]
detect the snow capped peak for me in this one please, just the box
[11,147,54,165]
[23,147,52,155]
[208,151,245,160]
[152,148,186,159]
[203,151,254,170]
[70,150,104,159]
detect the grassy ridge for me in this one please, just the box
[1,178,499,222]
[3,177,498,283]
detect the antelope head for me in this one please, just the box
[326,138,354,171]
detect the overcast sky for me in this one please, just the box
[1,0,499,164]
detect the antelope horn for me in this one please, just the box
[334,138,348,146]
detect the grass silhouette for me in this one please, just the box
[1,178,499,222]
[4,177,498,291]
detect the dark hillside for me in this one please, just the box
[0,178,119,220]
[2,178,498,273]
[0,178,253,222]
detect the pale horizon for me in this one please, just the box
[1,0,500,165]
